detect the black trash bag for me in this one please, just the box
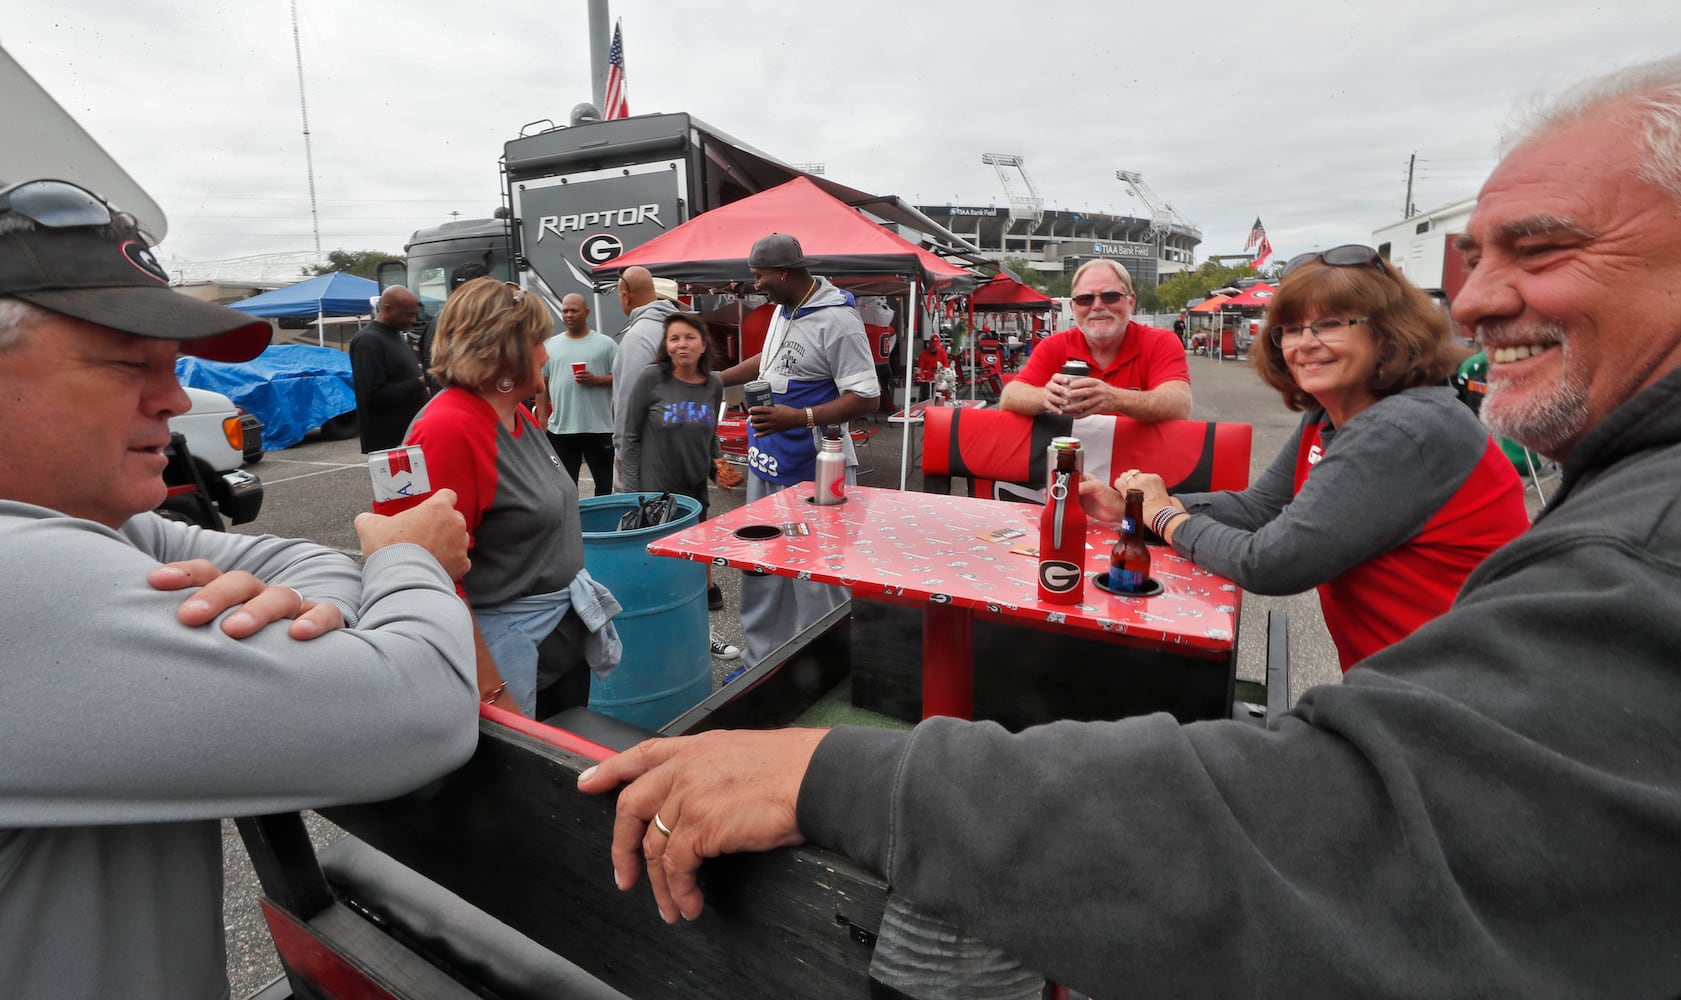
[617,491,680,531]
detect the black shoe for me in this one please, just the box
[707,584,724,610]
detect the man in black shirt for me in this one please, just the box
[349,285,427,452]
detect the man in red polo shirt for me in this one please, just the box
[1001,259,1191,421]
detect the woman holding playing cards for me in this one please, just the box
[405,277,620,716]
[1081,247,1528,670]
[620,311,744,660]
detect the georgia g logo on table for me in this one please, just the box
[1039,560,1081,593]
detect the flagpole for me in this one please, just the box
[587,0,610,112]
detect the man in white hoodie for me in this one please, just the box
[717,233,879,667]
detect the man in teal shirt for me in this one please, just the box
[537,293,617,496]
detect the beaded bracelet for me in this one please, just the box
[1150,507,1183,539]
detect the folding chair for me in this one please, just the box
[849,425,878,475]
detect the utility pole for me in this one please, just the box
[1404,152,1417,219]
[290,0,322,256]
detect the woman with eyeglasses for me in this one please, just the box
[1082,246,1529,670]
[405,277,620,716]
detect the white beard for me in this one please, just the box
[1082,316,1125,345]
[1480,320,1589,456]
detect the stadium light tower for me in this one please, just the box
[981,153,1044,226]
[1115,169,1175,240]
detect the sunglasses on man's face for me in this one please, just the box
[0,179,116,229]
[1071,290,1131,308]
[1280,244,1382,280]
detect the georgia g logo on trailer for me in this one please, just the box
[1039,560,1082,594]
[579,233,624,267]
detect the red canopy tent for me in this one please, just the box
[591,176,978,488]
[960,272,1056,400]
[1187,294,1232,314]
[969,273,1055,310]
[1223,282,1276,310]
[591,176,974,292]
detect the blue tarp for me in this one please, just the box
[176,344,356,451]
[228,271,380,318]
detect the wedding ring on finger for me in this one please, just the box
[653,813,673,837]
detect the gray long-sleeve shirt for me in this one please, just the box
[798,368,1681,997]
[1172,385,1489,595]
[610,299,680,455]
[0,506,477,998]
[620,366,723,495]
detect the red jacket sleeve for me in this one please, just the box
[404,392,499,541]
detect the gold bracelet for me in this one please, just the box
[804,406,816,429]
[481,681,508,704]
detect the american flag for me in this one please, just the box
[1244,216,1267,251]
[604,20,630,120]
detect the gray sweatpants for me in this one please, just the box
[739,470,857,668]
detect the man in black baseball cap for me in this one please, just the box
[0,178,481,997]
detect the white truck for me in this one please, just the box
[157,387,263,529]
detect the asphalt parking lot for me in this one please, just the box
[218,351,1495,995]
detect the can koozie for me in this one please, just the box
[369,445,431,515]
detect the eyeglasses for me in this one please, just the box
[1268,317,1369,348]
[1071,290,1131,308]
[0,179,115,229]
[1280,244,1382,279]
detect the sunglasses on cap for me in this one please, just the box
[0,179,118,230]
[1280,244,1382,279]
[1070,290,1132,308]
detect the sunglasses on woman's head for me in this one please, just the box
[1280,245,1382,279]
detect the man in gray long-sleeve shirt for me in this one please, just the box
[580,56,1681,997]
[0,179,478,998]
[610,266,680,490]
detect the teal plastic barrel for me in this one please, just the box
[578,494,710,729]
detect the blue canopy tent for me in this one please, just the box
[230,271,380,346]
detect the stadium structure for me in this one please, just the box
[915,158,1201,289]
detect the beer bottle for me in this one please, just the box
[1037,437,1086,605]
[1109,488,1152,594]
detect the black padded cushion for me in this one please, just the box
[541,706,661,753]
[318,836,631,1000]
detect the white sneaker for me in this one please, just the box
[709,635,741,660]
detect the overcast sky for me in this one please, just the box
[6,1,1676,271]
